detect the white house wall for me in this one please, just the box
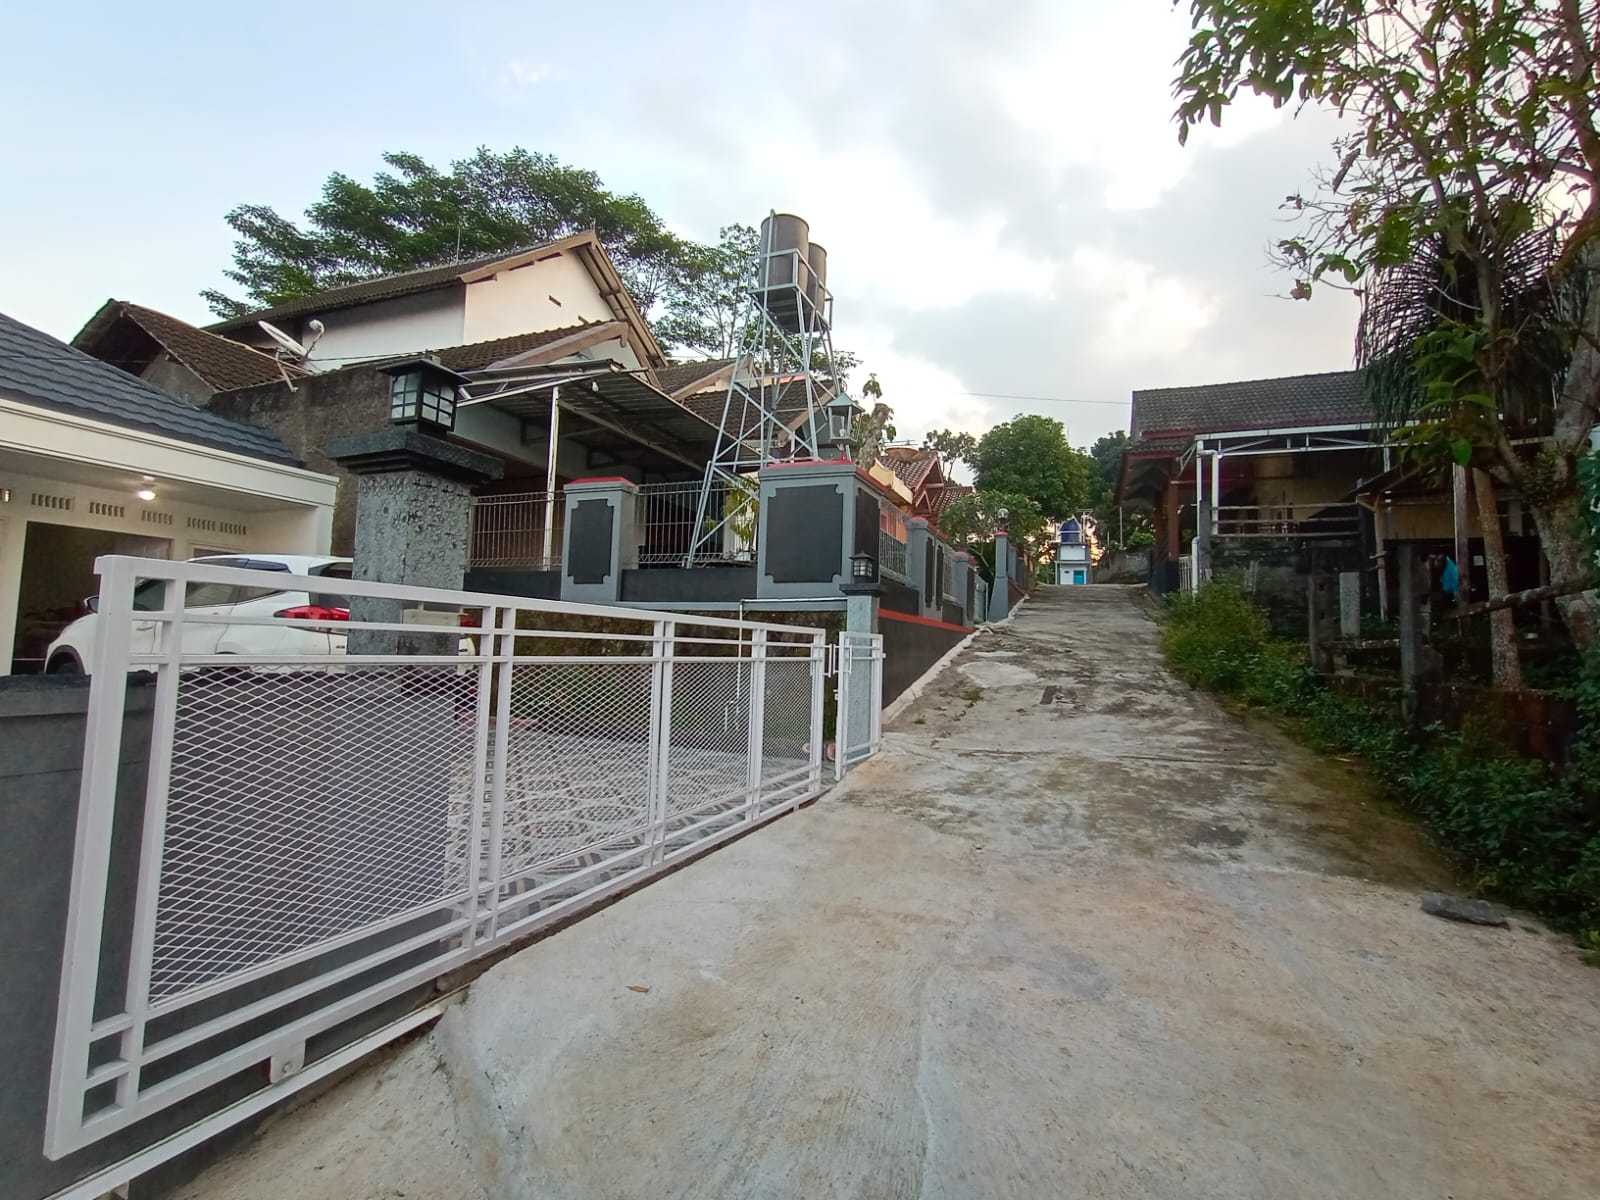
[296,290,467,373]
[462,253,617,347]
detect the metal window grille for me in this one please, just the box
[940,542,960,603]
[637,479,756,566]
[469,491,561,569]
[876,495,910,583]
[45,556,874,1161]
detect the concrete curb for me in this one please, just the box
[882,625,986,727]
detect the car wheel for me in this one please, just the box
[47,653,84,675]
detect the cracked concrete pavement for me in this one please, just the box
[176,585,1600,1199]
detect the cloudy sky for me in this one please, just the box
[1,0,1359,448]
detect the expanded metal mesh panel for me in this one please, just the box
[154,665,472,1000]
[667,659,752,814]
[761,657,814,797]
[497,661,654,883]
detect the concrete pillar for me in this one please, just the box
[1397,541,1421,725]
[905,517,938,617]
[988,528,1011,623]
[327,428,501,655]
[755,459,862,600]
[956,551,976,626]
[560,477,639,604]
[1339,571,1361,639]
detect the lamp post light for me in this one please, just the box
[380,354,471,435]
[824,392,864,460]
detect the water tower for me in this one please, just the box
[686,212,854,564]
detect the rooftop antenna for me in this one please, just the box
[686,211,848,564]
[258,319,323,392]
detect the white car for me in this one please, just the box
[46,554,360,674]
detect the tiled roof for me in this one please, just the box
[656,358,735,396]
[205,240,567,334]
[678,377,827,435]
[0,311,300,465]
[432,324,602,372]
[883,446,941,490]
[74,300,300,392]
[929,482,973,517]
[1130,369,1369,438]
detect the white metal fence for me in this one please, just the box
[46,557,874,1163]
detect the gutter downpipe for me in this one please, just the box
[542,385,560,567]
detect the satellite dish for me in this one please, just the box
[258,320,309,359]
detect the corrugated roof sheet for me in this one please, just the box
[1131,369,1369,438]
[0,311,300,465]
[75,300,300,392]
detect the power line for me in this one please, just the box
[954,390,1128,408]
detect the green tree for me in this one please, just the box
[972,415,1092,519]
[1174,0,1600,646]
[939,491,1048,558]
[652,223,758,358]
[923,428,979,474]
[203,147,691,323]
[1085,431,1152,550]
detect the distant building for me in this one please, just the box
[1056,517,1092,585]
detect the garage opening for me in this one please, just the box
[12,523,170,673]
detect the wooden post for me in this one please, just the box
[1397,541,1422,725]
[1307,549,1331,672]
[1373,500,1391,621]
[1452,464,1472,609]
[1472,467,1522,688]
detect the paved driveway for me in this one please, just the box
[181,586,1600,1200]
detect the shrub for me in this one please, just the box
[1160,583,1600,939]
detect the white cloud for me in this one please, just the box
[505,59,551,87]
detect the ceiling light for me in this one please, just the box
[137,487,157,502]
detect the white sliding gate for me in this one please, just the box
[46,556,848,1163]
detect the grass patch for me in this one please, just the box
[1162,583,1600,945]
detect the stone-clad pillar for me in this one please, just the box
[327,428,501,654]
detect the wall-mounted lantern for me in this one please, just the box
[843,550,879,595]
[380,355,471,435]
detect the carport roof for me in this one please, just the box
[0,311,301,465]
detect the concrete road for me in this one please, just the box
[179,585,1600,1200]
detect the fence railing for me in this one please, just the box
[1215,502,1363,540]
[637,479,755,566]
[46,556,860,1162]
[470,490,561,570]
[940,543,959,604]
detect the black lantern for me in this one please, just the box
[380,355,470,434]
[825,392,864,459]
[850,551,877,582]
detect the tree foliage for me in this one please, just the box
[922,428,979,473]
[203,148,688,321]
[939,491,1048,556]
[971,414,1093,519]
[1174,0,1600,645]
[651,223,758,359]
[1084,431,1152,550]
